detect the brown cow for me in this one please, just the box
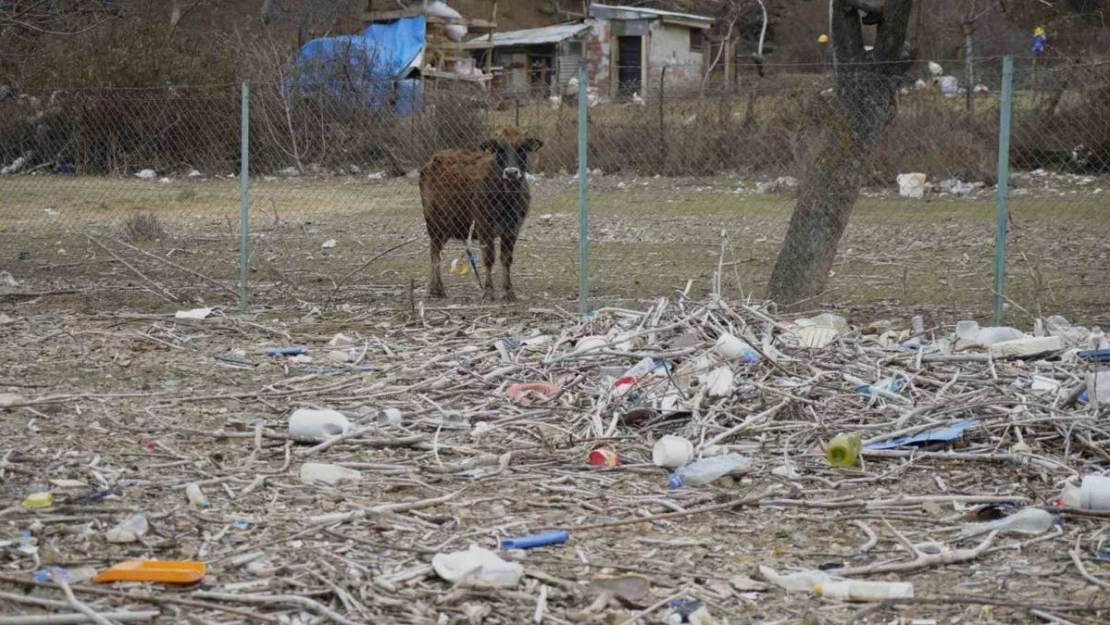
[419,127,543,301]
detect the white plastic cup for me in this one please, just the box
[652,435,694,469]
[288,408,351,442]
[1079,475,1110,511]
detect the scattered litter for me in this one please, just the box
[587,445,619,467]
[185,483,209,508]
[321,238,337,249]
[288,408,352,441]
[653,435,695,468]
[1078,475,1110,511]
[500,530,568,550]
[669,453,749,488]
[134,169,156,179]
[174,307,213,320]
[590,574,651,602]
[505,382,559,406]
[22,492,53,509]
[106,514,149,544]
[266,346,307,357]
[826,433,861,467]
[94,560,206,584]
[431,545,523,587]
[299,462,362,486]
[815,579,914,602]
[866,419,979,450]
[957,507,1056,539]
[897,172,927,198]
[377,407,403,427]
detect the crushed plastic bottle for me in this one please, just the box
[106,514,149,544]
[957,507,1056,539]
[955,321,1023,347]
[668,453,749,488]
[612,357,656,398]
[758,565,831,592]
[826,433,861,467]
[185,483,209,509]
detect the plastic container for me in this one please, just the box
[300,462,362,486]
[955,321,1023,347]
[431,545,522,588]
[713,334,759,363]
[185,483,209,509]
[989,336,1062,358]
[1089,328,1108,350]
[897,173,927,198]
[288,408,352,442]
[377,408,403,427]
[826,434,861,467]
[815,580,914,602]
[669,453,749,488]
[1079,475,1110,511]
[106,514,149,544]
[94,560,206,585]
[652,435,695,469]
[957,507,1055,539]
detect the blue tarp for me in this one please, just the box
[291,16,426,116]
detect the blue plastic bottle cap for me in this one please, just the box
[668,474,684,489]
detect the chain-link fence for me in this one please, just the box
[0,57,1106,322]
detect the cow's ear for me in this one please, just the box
[524,137,544,152]
[479,139,497,152]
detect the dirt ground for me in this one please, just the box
[1,173,1107,327]
[1,172,1109,623]
[1,294,1109,624]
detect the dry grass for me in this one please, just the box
[1,174,1108,327]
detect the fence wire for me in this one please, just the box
[0,58,1106,323]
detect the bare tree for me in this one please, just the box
[766,0,913,307]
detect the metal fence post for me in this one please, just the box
[239,81,251,313]
[577,62,589,316]
[993,56,1014,324]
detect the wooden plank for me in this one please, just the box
[362,8,423,22]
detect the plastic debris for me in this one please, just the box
[300,462,362,486]
[587,445,619,467]
[815,579,914,602]
[669,453,749,488]
[866,419,979,450]
[431,545,523,587]
[826,433,861,467]
[22,492,53,509]
[288,408,352,442]
[174,307,212,320]
[266,346,308,357]
[94,560,206,584]
[505,382,560,406]
[106,514,149,544]
[500,530,568,550]
[590,574,651,602]
[185,483,209,509]
[957,507,1056,539]
[653,435,695,469]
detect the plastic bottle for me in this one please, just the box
[957,507,1055,539]
[826,434,861,467]
[106,514,149,544]
[668,453,749,488]
[815,580,914,602]
[612,357,656,397]
[185,483,209,509]
[1090,328,1109,350]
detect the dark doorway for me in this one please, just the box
[616,35,642,98]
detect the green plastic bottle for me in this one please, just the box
[827,433,861,467]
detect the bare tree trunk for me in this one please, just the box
[963,21,975,113]
[767,0,914,307]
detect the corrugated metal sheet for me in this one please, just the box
[461,21,594,49]
[556,52,581,89]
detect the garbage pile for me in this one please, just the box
[1,297,1109,623]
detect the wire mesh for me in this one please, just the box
[0,57,1105,322]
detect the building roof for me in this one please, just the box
[589,3,715,28]
[460,21,594,50]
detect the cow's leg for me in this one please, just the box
[428,232,446,298]
[500,234,517,301]
[481,237,496,300]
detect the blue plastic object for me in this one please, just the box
[266,346,307,357]
[866,419,980,450]
[500,530,569,550]
[290,16,426,117]
[1077,348,1110,362]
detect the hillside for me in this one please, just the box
[2,1,1107,89]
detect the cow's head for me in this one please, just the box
[480,127,544,181]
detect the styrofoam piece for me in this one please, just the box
[431,545,523,587]
[288,408,352,442]
[652,435,694,469]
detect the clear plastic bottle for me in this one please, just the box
[106,514,149,544]
[612,357,656,397]
[668,453,749,488]
[185,483,209,509]
[957,507,1055,539]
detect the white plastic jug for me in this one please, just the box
[288,408,351,442]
